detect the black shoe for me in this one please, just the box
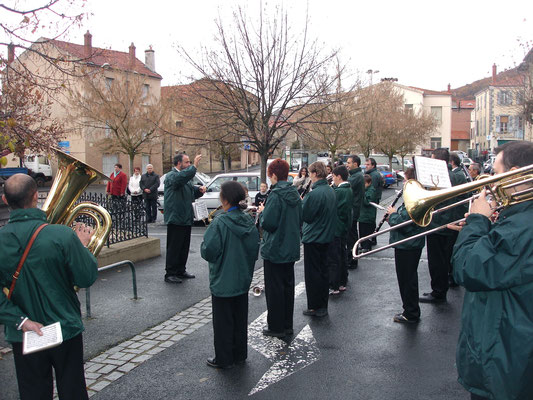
[262,328,286,338]
[164,275,183,284]
[303,309,316,316]
[206,358,233,369]
[285,328,294,335]
[419,292,446,304]
[393,313,420,324]
[177,272,195,279]
[348,260,358,270]
[315,308,328,317]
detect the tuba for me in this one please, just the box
[42,149,112,256]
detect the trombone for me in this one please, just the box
[352,164,533,259]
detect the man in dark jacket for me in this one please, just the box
[0,174,97,399]
[364,157,383,202]
[452,141,533,400]
[258,159,302,338]
[201,181,260,369]
[328,166,353,294]
[140,164,160,223]
[346,155,364,270]
[163,154,206,283]
[302,161,336,317]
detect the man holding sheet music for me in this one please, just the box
[0,174,97,399]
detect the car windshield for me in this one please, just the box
[208,177,233,192]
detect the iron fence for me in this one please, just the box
[76,193,148,247]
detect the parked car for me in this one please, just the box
[157,171,211,212]
[0,154,53,187]
[461,157,473,167]
[361,165,397,188]
[403,159,413,169]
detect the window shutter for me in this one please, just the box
[495,116,500,133]
[497,92,501,105]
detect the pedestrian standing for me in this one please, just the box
[387,168,425,324]
[106,163,127,210]
[163,154,206,283]
[328,166,353,294]
[0,174,97,400]
[358,174,377,252]
[302,161,336,317]
[452,141,533,400]
[128,167,143,207]
[293,167,311,196]
[140,164,160,223]
[255,182,269,206]
[346,155,364,270]
[201,181,260,369]
[326,164,333,185]
[257,159,302,338]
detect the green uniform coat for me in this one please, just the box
[302,179,337,244]
[388,204,426,250]
[358,185,377,224]
[260,181,302,263]
[452,201,533,400]
[164,165,203,226]
[366,167,383,202]
[0,209,97,343]
[201,209,260,297]
[333,182,353,238]
[348,167,364,221]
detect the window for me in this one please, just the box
[500,115,509,132]
[498,91,512,106]
[102,154,118,176]
[405,104,413,111]
[430,137,441,149]
[517,91,525,105]
[207,177,232,192]
[105,77,114,90]
[235,176,259,191]
[104,123,111,138]
[518,116,524,131]
[37,156,49,165]
[431,106,442,124]
[142,155,150,172]
[142,84,149,99]
[175,120,183,128]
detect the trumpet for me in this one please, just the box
[353,164,533,259]
[251,286,264,296]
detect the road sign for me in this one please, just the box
[58,141,70,148]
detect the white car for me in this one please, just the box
[461,157,473,167]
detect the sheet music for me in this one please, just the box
[193,201,209,221]
[23,322,63,355]
[413,156,451,189]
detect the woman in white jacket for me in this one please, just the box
[128,167,143,206]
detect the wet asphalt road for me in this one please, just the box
[0,185,469,399]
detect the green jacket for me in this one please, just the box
[164,166,203,226]
[388,204,425,250]
[201,209,260,297]
[452,201,533,400]
[358,185,377,224]
[366,167,383,202]
[0,208,97,343]
[333,182,353,237]
[302,179,337,244]
[260,181,302,263]
[348,167,364,221]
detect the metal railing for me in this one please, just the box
[77,193,148,247]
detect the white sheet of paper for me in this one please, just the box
[413,156,451,189]
[22,322,63,355]
[193,201,209,221]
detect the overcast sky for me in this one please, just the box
[5,0,533,91]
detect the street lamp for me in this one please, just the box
[367,69,380,85]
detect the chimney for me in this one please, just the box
[145,46,155,72]
[447,83,451,93]
[492,63,497,84]
[7,43,15,64]
[129,43,136,68]
[84,30,92,59]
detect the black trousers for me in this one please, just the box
[131,195,143,220]
[358,221,376,250]
[448,231,459,275]
[165,224,192,277]
[12,333,88,400]
[211,293,248,366]
[304,243,330,311]
[327,237,345,290]
[264,260,295,333]
[145,197,158,222]
[346,217,359,267]
[394,248,422,320]
[426,233,451,299]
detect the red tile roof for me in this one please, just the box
[48,38,162,79]
[408,86,451,96]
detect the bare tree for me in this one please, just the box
[179,6,338,182]
[69,69,166,173]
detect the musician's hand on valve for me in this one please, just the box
[74,223,93,247]
[447,221,465,232]
[387,206,396,214]
[257,202,265,213]
[470,190,496,218]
